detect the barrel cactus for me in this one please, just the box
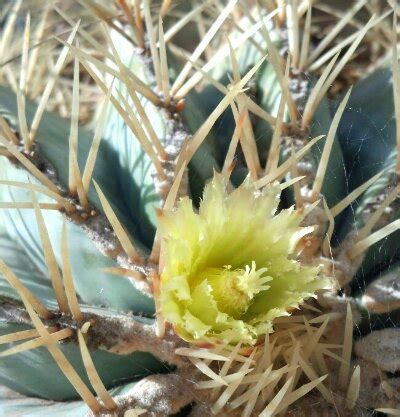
[0,0,399,416]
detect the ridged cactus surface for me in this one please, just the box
[0,1,399,416]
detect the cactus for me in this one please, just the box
[0,0,400,416]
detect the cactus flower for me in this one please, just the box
[158,174,331,345]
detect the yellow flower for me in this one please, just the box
[158,174,331,345]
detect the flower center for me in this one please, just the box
[198,262,272,318]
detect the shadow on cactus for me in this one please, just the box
[0,1,399,417]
